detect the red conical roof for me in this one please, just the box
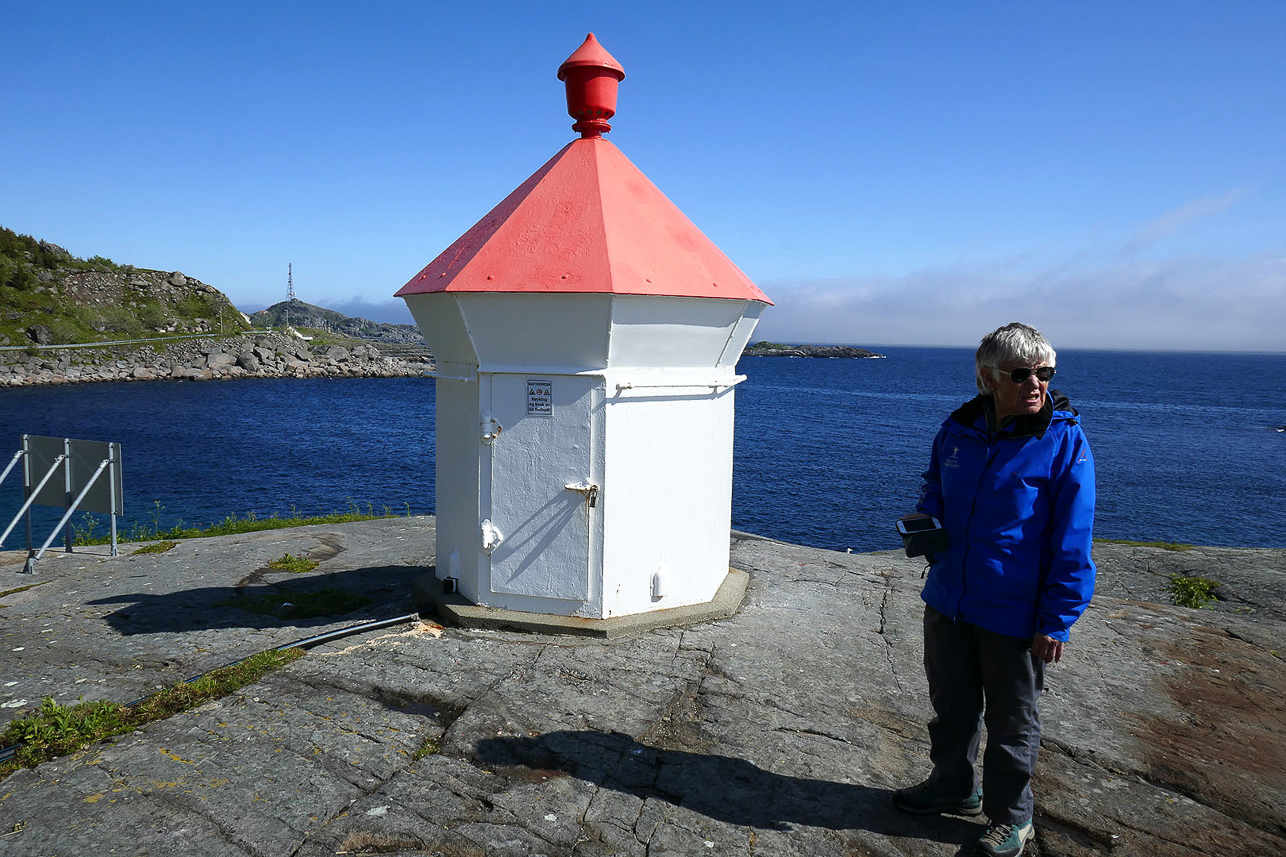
[395,136,771,304]
[558,32,625,80]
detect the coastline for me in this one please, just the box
[0,332,434,387]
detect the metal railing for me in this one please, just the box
[0,333,211,352]
[0,436,123,574]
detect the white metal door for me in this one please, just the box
[486,374,597,600]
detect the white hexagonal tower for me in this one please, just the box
[396,34,772,621]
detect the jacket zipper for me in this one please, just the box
[956,432,1000,622]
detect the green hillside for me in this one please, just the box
[0,226,249,347]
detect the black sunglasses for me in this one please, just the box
[1001,366,1056,383]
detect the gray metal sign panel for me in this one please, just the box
[23,435,123,514]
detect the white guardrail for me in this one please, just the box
[0,333,215,352]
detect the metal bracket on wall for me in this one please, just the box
[480,413,503,445]
[565,480,600,508]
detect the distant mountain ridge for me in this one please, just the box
[250,300,425,346]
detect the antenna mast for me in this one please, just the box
[285,263,295,330]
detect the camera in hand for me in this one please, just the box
[896,516,949,558]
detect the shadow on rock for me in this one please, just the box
[86,564,422,635]
[476,729,977,847]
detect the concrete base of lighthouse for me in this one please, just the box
[412,567,748,640]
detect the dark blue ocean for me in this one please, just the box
[1,347,1283,552]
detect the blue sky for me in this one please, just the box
[4,1,1283,351]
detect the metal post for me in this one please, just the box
[108,444,120,556]
[23,436,32,562]
[63,438,73,553]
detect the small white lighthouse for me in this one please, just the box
[396,34,771,622]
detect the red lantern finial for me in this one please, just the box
[558,33,625,138]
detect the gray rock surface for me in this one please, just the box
[0,522,1281,855]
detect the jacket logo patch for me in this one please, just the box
[943,445,961,469]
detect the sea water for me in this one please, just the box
[734,348,1285,550]
[1,348,1282,552]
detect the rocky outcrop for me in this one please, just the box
[48,268,243,338]
[0,333,433,386]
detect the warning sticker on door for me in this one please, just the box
[526,379,553,416]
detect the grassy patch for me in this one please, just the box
[133,540,178,555]
[0,581,48,608]
[265,553,318,574]
[0,648,304,778]
[73,502,411,546]
[215,587,371,620]
[0,582,47,599]
[1168,574,1221,609]
[1095,538,1194,552]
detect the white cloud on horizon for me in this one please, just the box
[749,186,1281,353]
[755,252,1286,353]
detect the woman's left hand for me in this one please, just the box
[1031,634,1064,664]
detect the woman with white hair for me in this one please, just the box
[893,322,1097,857]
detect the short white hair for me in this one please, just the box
[975,322,1057,395]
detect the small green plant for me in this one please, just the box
[266,553,318,574]
[133,540,178,555]
[1168,574,1221,609]
[0,648,304,777]
[412,733,442,760]
[215,587,371,619]
[70,514,100,544]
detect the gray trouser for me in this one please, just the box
[922,605,1044,824]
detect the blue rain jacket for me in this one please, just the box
[916,391,1096,642]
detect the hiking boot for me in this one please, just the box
[975,818,1033,856]
[891,780,983,816]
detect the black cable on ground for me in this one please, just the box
[0,612,423,766]
[277,612,421,653]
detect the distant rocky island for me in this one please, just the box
[743,341,883,358]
